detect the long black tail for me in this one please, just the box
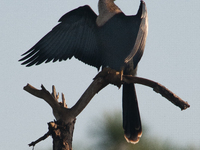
[122,83,142,144]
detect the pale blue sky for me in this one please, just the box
[1,0,200,149]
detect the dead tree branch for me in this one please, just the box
[24,67,189,149]
[123,75,190,110]
[28,130,51,147]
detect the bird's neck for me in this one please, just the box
[96,0,122,26]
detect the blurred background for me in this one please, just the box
[1,0,200,149]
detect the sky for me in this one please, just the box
[1,0,200,149]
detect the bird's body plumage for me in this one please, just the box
[20,0,148,144]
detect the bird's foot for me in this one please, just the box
[94,67,122,88]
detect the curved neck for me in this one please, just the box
[96,0,122,26]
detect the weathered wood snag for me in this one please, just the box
[24,68,190,150]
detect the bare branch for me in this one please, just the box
[24,68,189,126]
[52,85,59,100]
[23,84,73,123]
[70,77,108,117]
[62,93,67,108]
[28,130,51,147]
[24,84,60,110]
[24,68,189,149]
[123,75,190,110]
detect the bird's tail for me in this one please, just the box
[122,83,142,144]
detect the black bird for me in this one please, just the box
[19,0,148,144]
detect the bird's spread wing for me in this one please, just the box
[124,1,148,69]
[19,5,101,69]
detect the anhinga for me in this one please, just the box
[20,0,148,144]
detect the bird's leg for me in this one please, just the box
[120,70,124,81]
[94,67,122,88]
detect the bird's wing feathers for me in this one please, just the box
[20,5,101,68]
[125,1,148,69]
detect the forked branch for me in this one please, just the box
[24,68,189,149]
